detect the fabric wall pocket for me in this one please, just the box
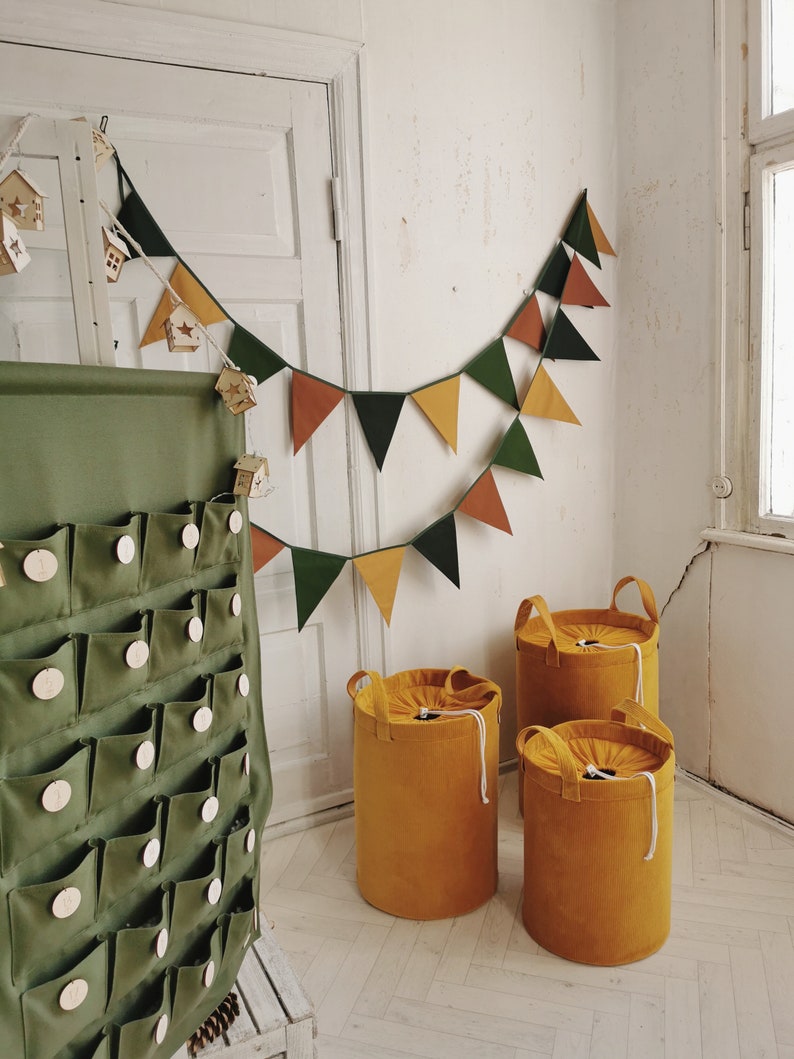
[96,800,162,914]
[200,580,244,658]
[112,978,171,1059]
[107,889,170,1008]
[218,878,257,967]
[160,765,217,868]
[147,594,204,686]
[140,506,199,593]
[0,742,90,873]
[87,709,157,816]
[70,515,142,613]
[9,845,99,982]
[210,655,250,734]
[21,940,108,1059]
[168,924,222,1031]
[156,680,213,774]
[212,733,251,818]
[78,614,150,716]
[0,525,70,636]
[167,844,224,944]
[217,810,256,893]
[193,498,242,572]
[0,637,78,759]
[86,1032,110,1059]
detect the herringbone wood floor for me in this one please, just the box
[260,771,794,1058]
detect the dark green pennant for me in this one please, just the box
[562,190,601,268]
[351,393,406,471]
[536,243,572,298]
[227,324,287,382]
[116,188,175,259]
[542,308,600,362]
[464,338,518,409]
[492,420,543,478]
[291,547,348,631]
[412,514,460,588]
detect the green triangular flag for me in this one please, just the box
[352,392,406,471]
[116,187,175,259]
[291,547,348,631]
[464,338,518,408]
[227,323,287,382]
[492,420,543,478]
[542,308,600,362]
[536,243,571,298]
[412,514,460,588]
[562,190,601,269]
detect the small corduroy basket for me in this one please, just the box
[516,700,675,966]
[348,666,500,920]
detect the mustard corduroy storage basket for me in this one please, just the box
[348,666,500,920]
[517,700,675,966]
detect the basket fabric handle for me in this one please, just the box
[514,595,560,667]
[611,698,675,750]
[516,724,581,802]
[609,576,659,624]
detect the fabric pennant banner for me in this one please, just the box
[116,187,175,259]
[228,323,287,383]
[352,392,406,471]
[492,419,543,477]
[412,514,460,587]
[293,372,346,453]
[506,294,546,352]
[562,190,601,269]
[410,376,460,452]
[140,261,227,347]
[561,254,609,308]
[353,546,406,625]
[464,338,518,408]
[521,364,581,425]
[458,470,512,534]
[586,200,616,257]
[250,526,285,572]
[542,308,600,362]
[536,242,572,298]
[291,547,348,631]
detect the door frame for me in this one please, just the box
[0,0,385,669]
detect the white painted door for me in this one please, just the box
[0,42,360,826]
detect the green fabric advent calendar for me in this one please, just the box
[0,361,273,1059]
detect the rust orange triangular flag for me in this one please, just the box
[140,262,227,347]
[561,254,610,308]
[458,470,512,534]
[353,547,406,625]
[410,377,460,452]
[521,364,581,425]
[507,294,546,351]
[586,201,616,256]
[292,371,346,453]
[250,526,285,572]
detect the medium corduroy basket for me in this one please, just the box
[517,700,675,965]
[347,666,500,920]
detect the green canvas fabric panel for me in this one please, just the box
[0,362,272,1059]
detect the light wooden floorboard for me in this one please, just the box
[259,771,794,1058]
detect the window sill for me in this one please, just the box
[701,527,794,555]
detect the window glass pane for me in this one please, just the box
[769,167,794,517]
[771,0,794,115]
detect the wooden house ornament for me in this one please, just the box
[71,118,115,172]
[0,169,47,231]
[164,303,201,353]
[233,454,270,498]
[101,227,130,282]
[215,366,257,415]
[0,213,31,276]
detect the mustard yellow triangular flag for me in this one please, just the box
[585,201,616,257]
[353,547,406,625]
[410,377,460,452]
[521,364,581,425]
[140,262,227,347]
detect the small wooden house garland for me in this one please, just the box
[0,170,47,231]
[164,303,201,353]
[71,117,115,172]
[215,366,257,415]
[0,213,31,275]
[233,454,270,498]
[102,227,130,283]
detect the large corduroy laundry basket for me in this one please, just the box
[348,666,500,920]
[516,700,675,965]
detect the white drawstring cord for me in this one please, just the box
[576,639,644,705]
[418,707,489,804]
[585,764,658,860]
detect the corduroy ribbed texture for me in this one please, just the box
[349,667,500,920]
[517,701,675,966]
